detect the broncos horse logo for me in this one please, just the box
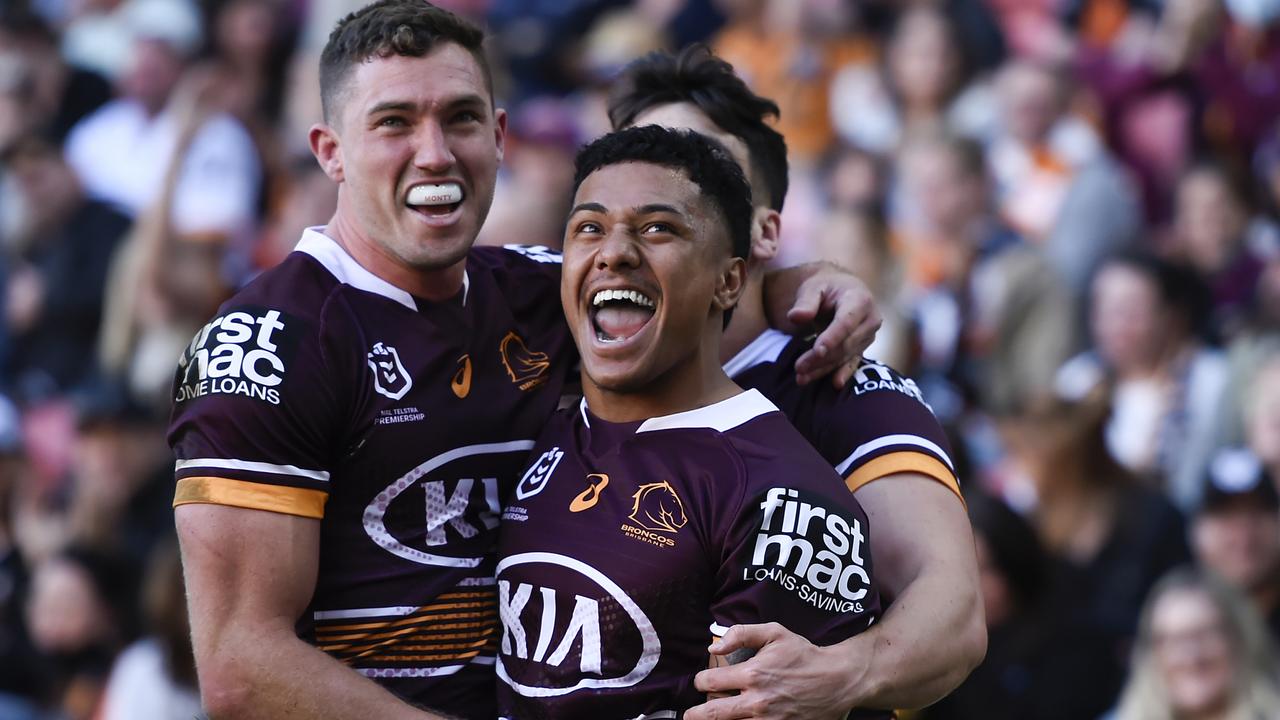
[500,331,551,391]
[628,481,688,533]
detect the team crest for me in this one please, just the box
[628,481,687,533]
[368,342,411,400]
[500,331,551,391]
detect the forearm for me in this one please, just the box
[842,475,986,709]
[832,561,985,710]
[196,622,446,720]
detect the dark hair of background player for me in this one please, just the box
[319,0,491,123]
[606,44,789,213]
[573,125,754,264]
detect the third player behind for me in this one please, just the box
[609,45,985,717]
[495,126,889,719]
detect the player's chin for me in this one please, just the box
[581,355,658,395]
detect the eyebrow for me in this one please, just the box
[568,202,686,216]
[367,101,416,117]
[366,94,490,118]
[569,202,608,215]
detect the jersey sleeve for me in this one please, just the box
[707,450,877,646]
[167,301,347,519]
[822,359,960,499]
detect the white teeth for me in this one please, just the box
[407,183,463,206]
[591,288,655,308]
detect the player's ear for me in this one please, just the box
[750,206,781,264]
[714,256,748,312]
[310,123,344,183]
[493,107,507,164]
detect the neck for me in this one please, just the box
[720,270,768,363]
[325,210,465,302]
[584,327,742,423]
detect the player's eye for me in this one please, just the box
[452,110,482,124]
[642,222,673,235]
[376,116,407,129]
[576,221,603,235]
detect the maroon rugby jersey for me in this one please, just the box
[496,390,888,719]
[726,330,959,497]
[168,228,574,718]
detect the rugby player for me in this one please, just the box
[496,124,890,720]
[167,3,880,719]
[609,47,986,717]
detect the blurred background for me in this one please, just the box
[0,0,1279,717]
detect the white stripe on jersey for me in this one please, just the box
[835,434,955,476]
[296,227,417,310]
[636,389,779,434]
[313,605,419,620]
[721,329,791,378]
[503,244,563,264]
[357,655,495,678]
[175,457,330,482]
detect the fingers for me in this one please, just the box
[784,283,824,328]
[694,664,751,694]
[709,622,786,655]
[684,693,760,720]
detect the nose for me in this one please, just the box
[413,120,455,172]
[597,225,641,271]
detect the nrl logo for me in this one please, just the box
[368,342,411,400]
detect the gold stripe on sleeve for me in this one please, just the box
[843,451,961,500]
[173,476,328,518]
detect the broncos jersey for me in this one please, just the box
[726,330,959,497]
[168,228,574,718]
[495,390,888,719]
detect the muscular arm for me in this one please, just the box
[177,503,449,720]
[836,474,985,708]
[688,475,984,718]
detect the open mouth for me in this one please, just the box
[407,182,464,217]
[589,288,656,344]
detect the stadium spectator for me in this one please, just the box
[1190,448,1280,643]
[988,58,1140,299]
[897,133,1073,421]
[924,490,1123,720]
[993,388,1190,676]
[1170,162,1267,339]
[0,134,129,402]
[1112,567,1280,720]
[0,4,112,146]
[1056,252,1229,508]
[830,5,995,156]
[99,541,199,720]
[64,10,262,244]
[23,545,138,720]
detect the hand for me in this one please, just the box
[787,268,880,388]
[686,623,857,720]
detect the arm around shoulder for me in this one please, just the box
[177,503,443,720]
[837,473,986,709]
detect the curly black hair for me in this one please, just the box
[319,0,490,123]
[573,125,753,263]
[607,44,789,213]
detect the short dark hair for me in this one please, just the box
[607,44,789,212]
[319,0,491,123]
[0,3,56,46]
[573,125,752,263]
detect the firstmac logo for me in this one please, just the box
[174,308,293,405]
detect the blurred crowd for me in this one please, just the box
[0,0,1278,718]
